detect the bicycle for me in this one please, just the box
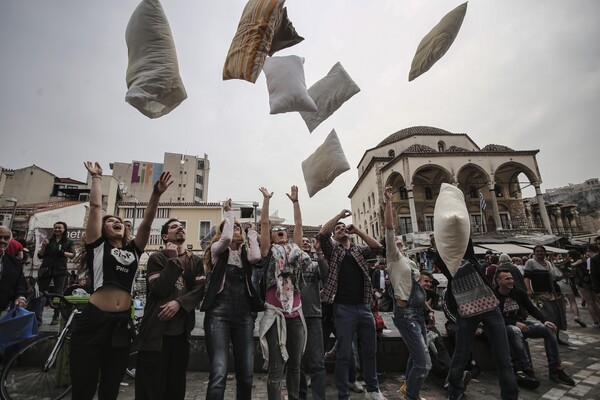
[0,292,87,400]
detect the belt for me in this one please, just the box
[395,299,408,308]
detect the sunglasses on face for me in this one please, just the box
[271,227,286,232]
[0,235,11,241]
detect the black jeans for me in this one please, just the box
[38,272,67,320]
[69,303,132,400]
[135,333,189,400]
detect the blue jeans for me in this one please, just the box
[204,292,254,399]
[448,308,518,400]
[333,303,379,399]
[506,321,560,369]
[392,306,431,400]
[266,316,305,400]
[299,317,326,400]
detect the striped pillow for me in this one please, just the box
[223,0,285,83]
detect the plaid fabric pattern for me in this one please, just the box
[317,233,384,305]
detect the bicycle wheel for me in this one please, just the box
[1,335,71,400]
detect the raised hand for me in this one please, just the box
[259,187,273,199]
[338,209,352,219]
[384,186,393,201]
[163,242,178,259]
[286,185,299,202]
[345,224,359,234]
[154,171,173,195]
[84,161,102,176]
[223,198,232,212]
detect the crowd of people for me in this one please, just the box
[2,172,600,400]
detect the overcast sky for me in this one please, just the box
[1,1,598,226]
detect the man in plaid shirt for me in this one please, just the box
[317,209,386,400]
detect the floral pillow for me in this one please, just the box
[300,62,360,133]
[434,183,470,276]
[409,2,468,81]
[302,129,350,197]
[125,0,187,118]
[263,55,317,114]
[223,0,285,83]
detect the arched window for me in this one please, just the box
[495,184,503,197]
[437,141,446,152]
[399,187,408,200]
[469,185,478,198]
[388,149,395,157]
[425,187,433,200]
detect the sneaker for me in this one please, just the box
[349,381,364,393]
[549,368,575,386]
[364,391,387,400]
[522,365,536,378]
[50,318,59,326]
[516,370,540,389]
[399,383,425,400]
[462,370,472,388]
[574,316,587,328]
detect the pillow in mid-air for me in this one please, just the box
[125,0,187,118]
[300,62,361,133]
[433,182,470,276]
[408,2,468,82]
[223,0,285,83]
[302,129,351,197]
[263,55,317,114]
[269,7,304,56]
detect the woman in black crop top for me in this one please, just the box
[69,161,172,400]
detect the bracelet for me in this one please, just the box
[92,175,102,179]
[292,200,298,203]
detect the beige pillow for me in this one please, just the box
[302,129,350,197]
[433,183,470,276]
[125,0,187,118]
[263,55,317,114]
[222,0,285,83]
[300,62,361,133]
[408,2,468,82]
[269,7,304,56]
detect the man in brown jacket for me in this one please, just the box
[135,219,205,400]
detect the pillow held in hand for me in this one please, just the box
[223,0,285,83]
[300,62,360,133]
[125,0,187,119]
[302,129,350,197]
[433,183,470,276]
[408,2,468,82]
[263,55,317,114]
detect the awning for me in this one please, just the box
[478,243,534,256]
[520,244,568,254]
[473,245,491,255]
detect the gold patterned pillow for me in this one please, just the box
[223,0,285,83]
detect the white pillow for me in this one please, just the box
[302,129,350,197]
[433,183,470,276]
[263,56,317,114]
[408,2,468,82]
[125,0,187,118]
[300,62,361,133]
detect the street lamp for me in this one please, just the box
[6,197,17,230]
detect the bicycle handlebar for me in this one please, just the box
[43,292,90,310]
